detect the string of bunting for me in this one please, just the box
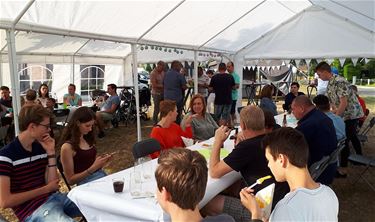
[139,45,221,57]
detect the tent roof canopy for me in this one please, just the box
[0,0,374,64]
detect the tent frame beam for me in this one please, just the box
[0,22,235,55]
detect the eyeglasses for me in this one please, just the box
[38,123,51,130]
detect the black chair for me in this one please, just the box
[132,138,161,159]
[357,116,375,145]
[309,138,346,180]
[348,154,375,192]
[56,155,72,191]
[56,155,87,221]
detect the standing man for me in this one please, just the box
[209,63,235,126]
[150,61,165,124]
[164,60,187,124]
[283,82,305,112]
[291,95,337,184]
[96,83,120,138]
[0,104,81,221]
[316,61,364,177]
[227,62,240,125]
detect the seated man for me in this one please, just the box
[155,148,234,222]
[240,127,338,221]
[203,106,288,222]
[63,83,82,106]
[282,82,305,112]
[291,95,337,184]
[313,94,346,141]
[96,83,120,138]
[0,104,81,221]
[24,89,39,106]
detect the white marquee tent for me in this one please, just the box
[0,0,374,138]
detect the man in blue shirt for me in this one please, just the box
[96,84,120,138]
[313,94,346,141]
[291,95,337,185]
[163,60,187,124]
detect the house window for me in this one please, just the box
[18,64,53,94]
[80,65,105,102]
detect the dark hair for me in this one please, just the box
[189,94,206,117]
[26,89,37,101]
[227,61,234,67]
[291,82,300,88]
[0,86,9,91]
[260,85,273,99]
[19,104,52,131]
[59,106,96,151]
[171,60,182,71]
[107,83,117,91]
[263,108,276,129]
[262,127,309,168]
[159,100,176,118]
[313,94,330,112]
[38,83,50,98]
[68,84,76,90]
[206,70,214,75]
[218,63,226,71]
[155,149,207,210]
[315,62,331,73]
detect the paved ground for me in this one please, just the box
[357,86,375,97]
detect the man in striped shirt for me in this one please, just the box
[0,104,80,221]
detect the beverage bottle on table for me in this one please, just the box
[282,114,287,127]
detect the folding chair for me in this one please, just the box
[132,138,161,159]
[0,125,9,148]
[309,138,346,180]
[348,146,375,192]
[357,117,375,145]
[56,155,87,222]
[52,109,70,138]
[56,155,72,191]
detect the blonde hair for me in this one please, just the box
[240,105,265,131]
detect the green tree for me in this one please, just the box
[145,63,152,73]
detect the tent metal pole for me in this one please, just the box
[0,62,2,86]
[13,0,35,26]
[72,56,75,85]
[193,51,198,95]
[131,44,141,141]
[6,29,20,135]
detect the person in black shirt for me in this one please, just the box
[209,63,235,126]
[283,82,305,112]
[202,106,288,222]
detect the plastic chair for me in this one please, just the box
[309,138,346,180]
[357,117,375,145]
[132,138,161,159]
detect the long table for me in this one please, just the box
[68,136,240,221]
[274,113,298,128]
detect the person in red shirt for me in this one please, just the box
[150,100,194,159]
[350,85,368,127]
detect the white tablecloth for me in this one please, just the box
[274,113,298,128]
[68,136,241,221]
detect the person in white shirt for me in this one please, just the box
[314,72,329,95]
[240,127,338,222]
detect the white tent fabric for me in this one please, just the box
[237,5,375,59]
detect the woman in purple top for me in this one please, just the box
[60,106,112,185]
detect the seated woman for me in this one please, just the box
[150,100,193,159]
[259,84,277,116]
[181,94,218,141]
[36,83,50,107]
[60,106,112,185]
